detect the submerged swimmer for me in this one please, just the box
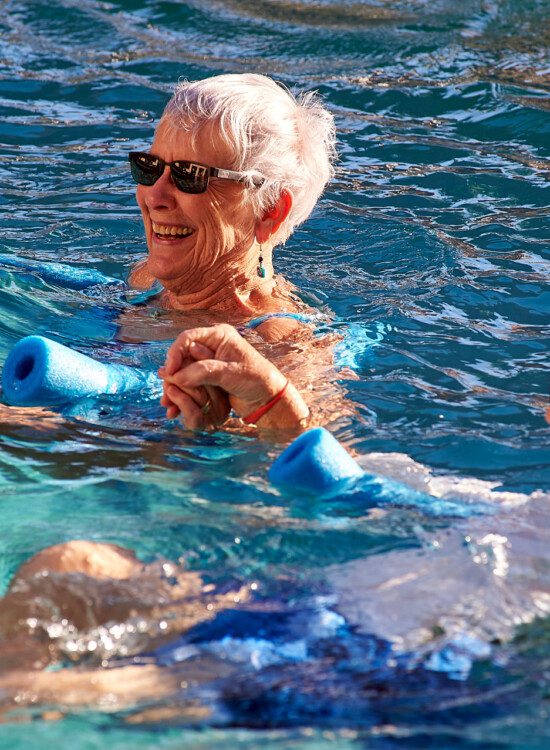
[0,540,249,716]
[3,484,549,722]
[125,73,339,432]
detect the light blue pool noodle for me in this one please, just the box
[1,335,159,407]
[0,253,121,290]
[269,428,489,516]
[268,427,364,494]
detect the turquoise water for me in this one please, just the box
[0,0,549,747]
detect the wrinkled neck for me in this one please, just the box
[159,245,275,313]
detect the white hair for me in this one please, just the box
[162,73,336,244]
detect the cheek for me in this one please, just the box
[136,186,149,217]
[198,199,231,241]
[203,190,250,244]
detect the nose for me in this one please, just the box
[142,166,178,211]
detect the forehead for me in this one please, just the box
[151,117,235,168]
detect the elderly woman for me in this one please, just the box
[127,73,336,432]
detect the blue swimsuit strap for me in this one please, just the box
[246,312,315,330]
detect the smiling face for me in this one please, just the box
[136,117,257,293]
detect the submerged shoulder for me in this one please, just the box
[254,315,312,343]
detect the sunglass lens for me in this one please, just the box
[171,162,209,194]
[129,153,163,186]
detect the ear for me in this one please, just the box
[255,190,293,244]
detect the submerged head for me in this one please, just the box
[132,73,336,290]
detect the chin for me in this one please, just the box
[144,258,176,282]
[146,248,186,278]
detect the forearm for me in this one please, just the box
[254,331,356,430]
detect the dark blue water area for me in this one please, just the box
[0,0,549,747]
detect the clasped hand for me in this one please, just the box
[159,324,308,431]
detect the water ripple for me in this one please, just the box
[0,0,549,742]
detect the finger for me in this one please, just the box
[162,374,214,428]
[160,368,208,406]
[166,382,229,426]
[165,379,227,424]
[164,325,239,376]
[163,336,189,377]
[166,404,180,420]
[165,385,204,430]
[161,378,173,406]
[161,393,181,418]
[159,351,197,380]
[171,358,288,415]
[174,383,208,405]
[161,380,179,408]
[161,384,173,408]
[164,359,242,392]
[204,384,231,425]
[161,382,180,418]
[189,341,215,361]
[163,329,210,376]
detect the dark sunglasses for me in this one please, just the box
[128,151,264,194]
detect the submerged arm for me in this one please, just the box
[160,321,354,433]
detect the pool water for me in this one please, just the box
[0,0,549,747]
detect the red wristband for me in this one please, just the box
[242,380,289,425]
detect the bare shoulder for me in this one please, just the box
[254,315,312,343]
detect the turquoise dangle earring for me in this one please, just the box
[257,243,266,278]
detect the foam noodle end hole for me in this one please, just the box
[15,355,35,382]
[283,440,304,463]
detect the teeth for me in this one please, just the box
[152,222,193,237]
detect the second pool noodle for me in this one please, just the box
[269,427,491,517]
[0,252,125,346]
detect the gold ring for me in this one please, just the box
[201,399,213,415]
